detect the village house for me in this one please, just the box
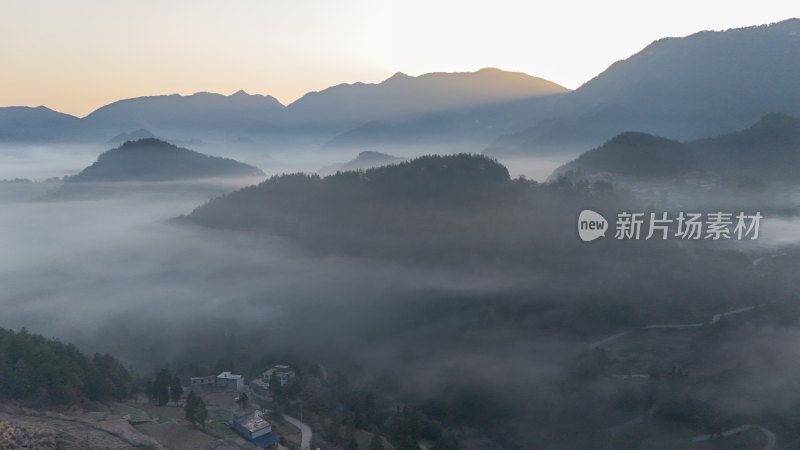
[262,364,295,387]
[189,371,245,393]
[217,371,245,392]
[232,410,278,448]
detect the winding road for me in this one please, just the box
[589,302,771,349]
[284,414,312,450]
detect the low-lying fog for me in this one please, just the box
[0,141,579,183]
[4,143,800,443]
[0,180,524,373]
[0,142,589,405]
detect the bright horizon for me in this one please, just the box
[0,0,797,117]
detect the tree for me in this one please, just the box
[185,391,198,422]
[345,438,359,450]
[170,375,184,403]
[185,391,208,430]
[369,434,386,450]
[196,400,209,430]
[149,369,171,406]
[237,392,249,410]
[0,328,132,405]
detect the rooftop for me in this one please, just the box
[235,411,271,433]
[218,371,243,379]
[268,365,293,374]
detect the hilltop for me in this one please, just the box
[68,138,264,182]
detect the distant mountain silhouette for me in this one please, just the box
[487,19,800,155]
[68,138,264,182]
[0,106,81,141]
[3,20,800,150]
[0,69,566,144]
[552,113,800,181]
[107,128,155,145]
[318,150,407,176]
[324,114,464,151]
[328,20,800,156]
[286,68,568,129]
[83,91,284,138]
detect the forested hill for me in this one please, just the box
[184,153,510,227]
[188,153,511,215]
[68,138,264,182]
[181,154,626,263]
[0,328,132,404]
[551,132,698,179]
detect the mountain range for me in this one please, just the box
[336,19,800,155]
[485,19,800,155]
[83,91,284,138]
[284,68,567,128]
[1,19,799,156]
[0,106,80,141]
[0,68,564,144]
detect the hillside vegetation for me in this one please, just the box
[0,328,132,405]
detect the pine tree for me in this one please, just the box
[185,391,198,423]
[151,369,171,406]
[196,399,208,430]
[170,375,184,403]
[185,391,208,429]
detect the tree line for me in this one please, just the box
[0,327,132,404]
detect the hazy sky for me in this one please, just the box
[1,0,796,116]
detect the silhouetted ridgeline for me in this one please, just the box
[0,328,132,404]
[552,113,800,181]
[106,128,155,145]
[488,19,800,155]
[0,106,80,142]
[68,138,264,182]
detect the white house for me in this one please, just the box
[262,364,296,387]
[217,371,245,392]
